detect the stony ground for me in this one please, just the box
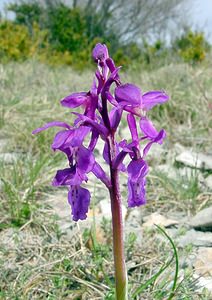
[0,60,212,299]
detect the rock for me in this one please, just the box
[189,206,212,230]
[174,143,185,154]
[205,175,212,190]
[125,209,143,245]
[156,165,204,182]
[194,248,212,277]
[46,191,71,220]
[0,179,3,191]
[0,153,18,164]
[176,150,212,170]
[0,139,8,152]
[142,212,178,228]
[194,274,212,293]
[156,164,177,179]
[178,229,212,247]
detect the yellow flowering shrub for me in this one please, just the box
[174,30,210,63]
[0,21,32,61]
[0,21,73,66]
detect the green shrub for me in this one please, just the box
[173,29,210,63]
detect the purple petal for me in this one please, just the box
[106,57,117,73]
[127,114,138,141]
[61,92,88,108]
[110,107,123,130]
[74,114,109,138]
[90,79,98,96]
[84,94,98,119]
[154,129,166,144]
[105,91,118,106]
[115,83,142,107]
[103,142,110,164]
[142,141,154,158]
[101,67,121,103]
[112,150,128,170]
[95,70,104,94]
[51,130,74,150]
[142,129,166,157]
[92,43,109,63]
[88,129,99,151]
[92,162,111,188]
[141,91,169,111]
[68,186,90,221]
[77,146,95,174]
[32,121,71,134]
[70,126,90,147]
[127,159,148,182]
[139,117,158,139]
[118,140,136,153]
[128,177,146,207]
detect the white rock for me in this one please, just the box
[189,206,212,229]
[0,153,18,164]
[0,139,8,152]
[174,143,185,154]
[46,191,70,220]
[194,247,212,277]
[176,150,212,170]
[205,175,212,190]
[194,274,212,293]
[156,164,177,179]
[125,209,143,245]
[142,212,178,228]
[0,179,3,190]
[178,229,212,247]
[156,165,204,182]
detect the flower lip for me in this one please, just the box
[127,159,148,207]
[68,186,90,221]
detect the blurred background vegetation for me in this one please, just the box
[0,0,211,69]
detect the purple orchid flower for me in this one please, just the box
[61,80,98,119]
[127,158,148,207]
[114,82,169,116]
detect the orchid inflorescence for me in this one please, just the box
[33,43,168,222]
[33,43,169,299]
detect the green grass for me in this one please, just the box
[0,58,212,299]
